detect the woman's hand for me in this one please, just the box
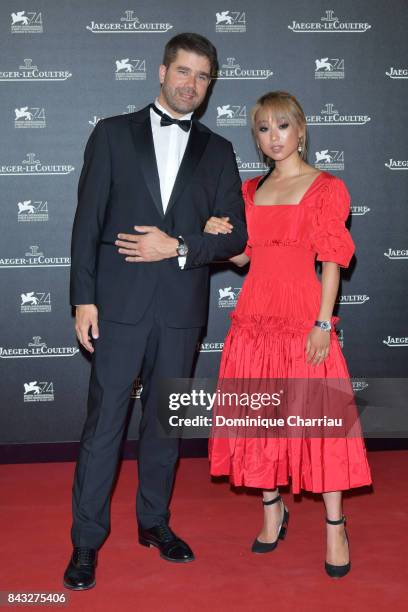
[305,327,330,366]
[204,216,233,235]
[229,253,250,267]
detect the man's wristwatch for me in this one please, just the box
[176,235,188,257]
[176,235,188,270]
[314,320,332,332]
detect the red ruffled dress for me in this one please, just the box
[209,172,372,493]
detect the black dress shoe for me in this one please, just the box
[63,547,97,590]
[138,525,195,563]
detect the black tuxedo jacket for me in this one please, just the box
[70,105,247,327]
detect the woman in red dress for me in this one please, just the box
[206,91,372,578]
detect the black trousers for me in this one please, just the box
[70,304,202,549]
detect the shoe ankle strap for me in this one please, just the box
[326,515,346,525]
[263,494,281,506]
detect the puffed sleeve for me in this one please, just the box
[312,177,355,268]
[241,179,252,258]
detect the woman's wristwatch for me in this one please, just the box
[314,320,332,332]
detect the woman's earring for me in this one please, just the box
[297,137,303,154]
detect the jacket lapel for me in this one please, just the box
[129,110,211,219]
[165,122,210,216]
[129,109,164,219]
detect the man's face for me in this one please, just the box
[158,49,212,117]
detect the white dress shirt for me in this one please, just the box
[150,99,192,269]
[150,98,193,213]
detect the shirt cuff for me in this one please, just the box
[178,256,186,269]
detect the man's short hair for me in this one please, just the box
[163,32,218,77]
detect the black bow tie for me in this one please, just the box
[150,104,192,132]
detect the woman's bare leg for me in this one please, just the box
[256,488,284,543]
[323,491,349,565]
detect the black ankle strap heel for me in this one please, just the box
[325,515,351,578]
[326,515,346,526]
[262,494,282,506]
[251,495,289,554]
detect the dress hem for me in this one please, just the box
[209,467,373,494]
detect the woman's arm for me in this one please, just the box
[318,262,340,320]
[305,261,340,366]
[229,253,250,267]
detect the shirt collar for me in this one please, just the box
[153,97,193,121]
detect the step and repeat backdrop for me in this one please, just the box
[0,1,407,451]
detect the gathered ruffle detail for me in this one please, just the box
[230,313,340,336]
[209,316,372,493]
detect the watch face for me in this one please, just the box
[321,321,331,331]
[177,244,188,256]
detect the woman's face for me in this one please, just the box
[254,107,303,162]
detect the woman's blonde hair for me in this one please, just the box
[251,91,308,164]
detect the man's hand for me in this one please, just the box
[75,304,99,353]
[115,226,178,262]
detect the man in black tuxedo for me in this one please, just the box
[64,33,247,590]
